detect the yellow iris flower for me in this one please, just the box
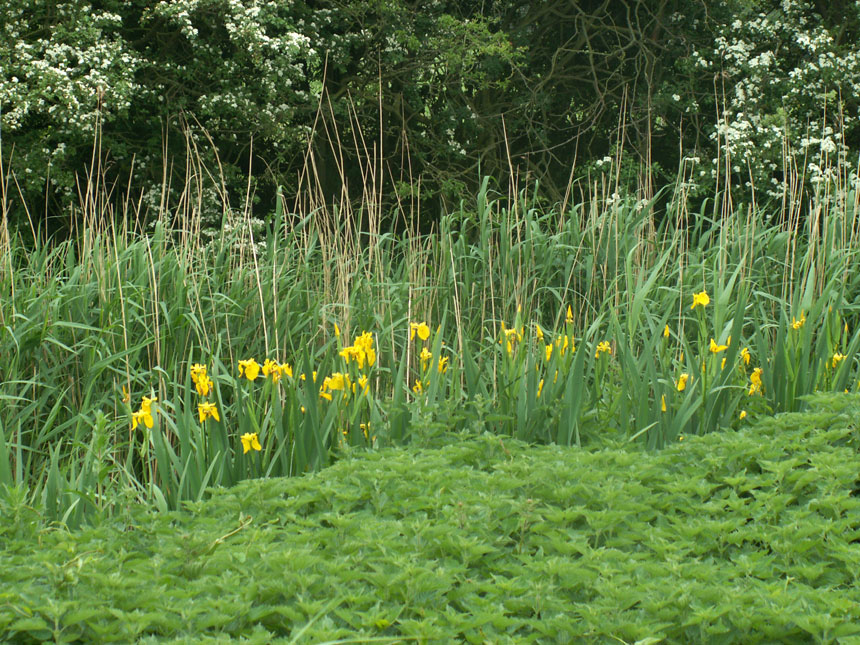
[676,373,690,391]
[198,402,220,423]
[190,363,212,396]
[339,346,361,366]
[690,291,710,309]
[340,332,376,369]
[326,372,349,390]
[419,347,433,370]
[238,358,261,381]
[740,347,751,365]
[791,313,806,330]
[241,432,262,454]
[190,363,209,395]
[132,396,157,430]
[262,358,280,379]
[354,331,376,366]
[132,410,150,430]
[555,335,574,356]
[748,367,763,395]
[141,396,156,414]
[352,374,370,395]
[195,374,212,396]
[709,338,728,354]
[832,352,846,369]
[410,322,430,341]
[501,324,522,342]
[438,356,449,373]
[595,341,611,358]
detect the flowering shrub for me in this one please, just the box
[661,0,860,202]
[0,2,143,205]
[4,0,858,231]
[0,0,514,229]
[1,0,315,227]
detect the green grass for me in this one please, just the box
[2,172,860,522]
[2,394,860,643]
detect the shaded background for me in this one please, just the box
[2,0,858,236]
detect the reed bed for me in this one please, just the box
[2,153,860,526]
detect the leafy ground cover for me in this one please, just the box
[3,394,860,643]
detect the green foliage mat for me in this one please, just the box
[4,395,860,643]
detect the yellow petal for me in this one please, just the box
[195,376,212,396]
[420,347,433,365]
[141,396,156,414]
[691,291,710,309]
[241,432,259,454]
[438,356,449,373]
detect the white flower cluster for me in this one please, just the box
[1,2,144,198]
[1,0,316,209]
[143,0,313,146]
[691,0,860,200]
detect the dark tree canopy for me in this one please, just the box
[1,0,858,234]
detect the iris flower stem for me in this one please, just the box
[696,308,709,436]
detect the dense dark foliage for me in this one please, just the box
[2,0,859,232]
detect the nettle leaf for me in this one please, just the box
[4,399,860,640]
[9,616,50,638]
